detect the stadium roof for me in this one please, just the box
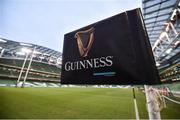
[143,0,180,67]
[0,38,62,58]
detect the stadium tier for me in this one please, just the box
[159,62,180,83]
[0,58,60,74]
[0,38,61,85]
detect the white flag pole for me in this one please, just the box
[144,85,161,120]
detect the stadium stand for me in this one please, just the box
[158,51,180,83]
[159,62,180,83]
[0,38,61,86]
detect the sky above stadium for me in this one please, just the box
[0,0,141,52]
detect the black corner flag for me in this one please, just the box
[61,8,160,85]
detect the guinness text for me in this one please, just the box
[64,56,113,71]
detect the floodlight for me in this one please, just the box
[39,56,44,59]
[16,52,26,56]
[165,48,173,54]
[21,48,32,53]
[32,54,36,57]
[162,54,166,57]
[34,50,41,54]
[49,58,54,62]
[43,53,49,56]
[20,43,32,47]
[0,38,7,43]
[156,62,160,67]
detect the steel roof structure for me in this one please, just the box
[0,38,62,59]
[143,0,180,68]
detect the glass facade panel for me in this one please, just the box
[156,14,169,21]
[146,4,161,13]
[146,20,167,26]
[151,30,162,34]
[158,7,173,14]
[144,0,162,7]
[145,1,175,14]
[150,34,159,37]
[161,0,177,8]
[150,38,157,41]
[144,11,158,19]
[145,18,156,24]
[145,12,170,20]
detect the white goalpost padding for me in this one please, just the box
[144,85,161,120]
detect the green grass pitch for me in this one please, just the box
[0,87,179,119]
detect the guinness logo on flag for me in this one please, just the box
[61,8,160,85]
[75,27,95,57]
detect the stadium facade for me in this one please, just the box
[0,38,62,87]
[143,0,180,83]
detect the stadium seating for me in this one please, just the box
[0,58,60,73]
[0,57,60,84]
[160,63,180,82]
[0,79,16,84]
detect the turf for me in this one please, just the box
[0,87,179,119]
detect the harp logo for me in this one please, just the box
[75,27,95,57]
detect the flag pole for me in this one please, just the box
[144,85,161,120]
